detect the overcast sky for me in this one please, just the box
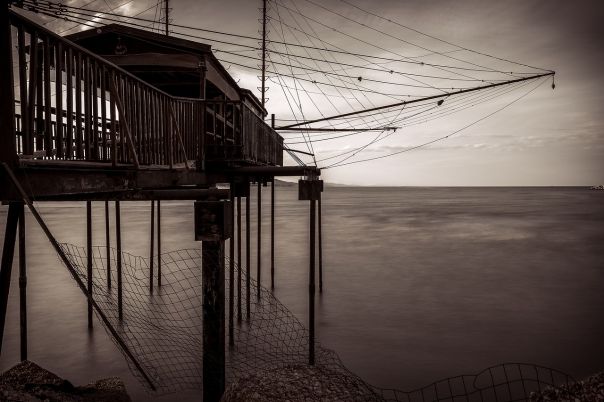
[31,0,604,186]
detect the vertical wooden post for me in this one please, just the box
[309,199,316,365]
[157,200,162,287]
[105,200,111,289]
[236,196,242,322]
[157,200,161,287]
[195,200,231,402]
[149,200,155,294]
[86,201,93,329]
[115,200,123,320]
[0,202,20,356]
[245,190,251,320]
[0,2,17,165]
[299,178,322,366]
[271,177,275,289]
[318,193,323,292]
[257,181,262,299]
[18,203,27,361]
[228,192,235,347]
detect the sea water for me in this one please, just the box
[0,186,602,401]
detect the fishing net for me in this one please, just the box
[57,244,576,401]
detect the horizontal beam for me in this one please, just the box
[221,165,320,178]
[34,188,230,201]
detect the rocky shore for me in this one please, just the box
[0,361,131,402]
[529,371,604,401]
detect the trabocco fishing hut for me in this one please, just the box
[0,4,323,402]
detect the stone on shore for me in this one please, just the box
[0,360,131,402]
[221,364,384,402]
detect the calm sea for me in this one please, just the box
[0,186,603,401]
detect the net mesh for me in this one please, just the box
[57,244,575,401]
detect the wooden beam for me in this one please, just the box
[0,202,20,356]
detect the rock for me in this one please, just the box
[221,364,384,402]
[529,371,604,402]
[0,361,131,402]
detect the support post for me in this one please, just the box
[236,196,242,322]
[228,192,235,347]
[195,200,231,402]
[0,202,20,356]
[299,179,323,366]
[309,199,316,365]
[318,193,323,292]
[149,200,155,293]
[18,203,27,361]
[86,201,93,329]
[115,200,123,320]
[105,201,111,289]
[257,181,262,299]
[271,177,275,289]
[231,181,248,323]
[157,201,162,287]
[245,189,251,320]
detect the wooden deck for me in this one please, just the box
[1,10,294,200]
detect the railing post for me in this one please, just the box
[0,3,17,165]
[195,199,232,402]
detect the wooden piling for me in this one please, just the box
[229,192,235,347]
[309,199,316,365]
[271,177,275,289]
[105,201,111,289]
[257,181,261,299]
[318,194,323,292]
[194,200,231,402]
[18,203,27,361]
[115,200,123,320]
[86,201,93,329]
[202,239,225,402]
[157,201,162,287]
[149,200,155,293]
[245,193,251,320]
[0,203,20,356]
[236,196,242,322]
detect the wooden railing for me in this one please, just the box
[4,9,283,168]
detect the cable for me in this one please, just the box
[324,77,548,169]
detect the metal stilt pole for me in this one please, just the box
[309,199,316,365]
[245,191,251,320]
[318,193,323,292]
[157,200,161,287]
[149,200,154,294]
[237,196,242,322]
[18,204,27,361]
[105,200,111,289]
[115,200,123,320]
[271,177,275,289]
[257,181,261,299]
[86,201,93,329]
[228,192,235,347]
